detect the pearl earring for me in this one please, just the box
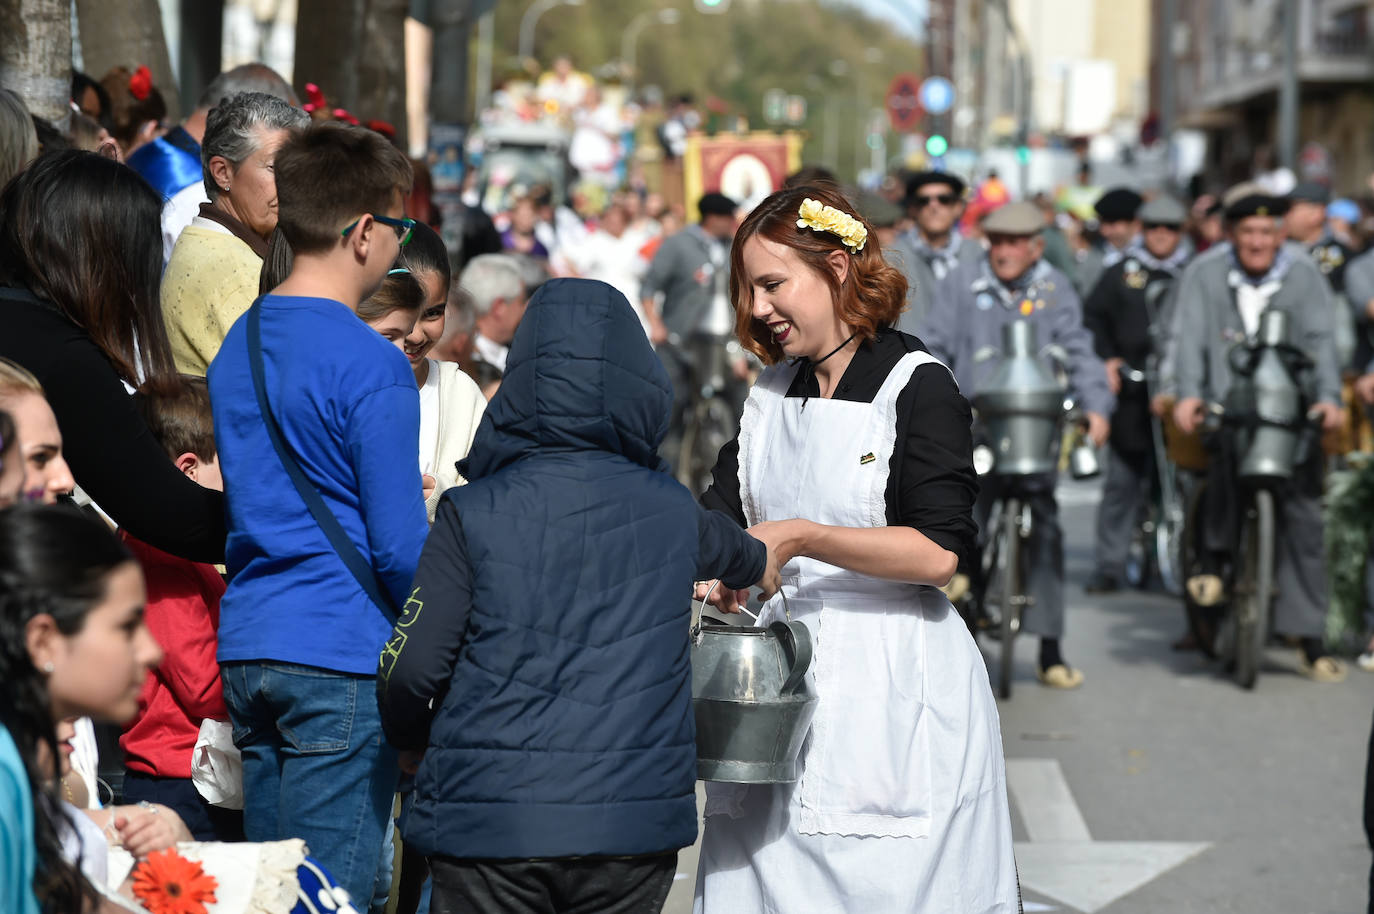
[42,661,54,673]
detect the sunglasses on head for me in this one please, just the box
[341,214,416,246]
[914,193,960,208]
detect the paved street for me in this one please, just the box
[667,478,1371,913]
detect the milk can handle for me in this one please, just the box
[689,580,721,644]
[769,620,813,696]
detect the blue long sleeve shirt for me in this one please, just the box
[208,294,429,675]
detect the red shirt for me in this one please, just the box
[118,534,227,779]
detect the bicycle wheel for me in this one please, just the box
[678,396,735,494]
[999,497,1022,700]
[1231,488,1275,689]
[1154,487,1186,596]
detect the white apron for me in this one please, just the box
[694,351,1019,914]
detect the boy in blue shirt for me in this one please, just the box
[208,123,427,911]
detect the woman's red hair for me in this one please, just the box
[729,182,908,365]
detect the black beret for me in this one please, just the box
[905,170,966,202]
[1224,190,1289,222]
[697,192,738,217]
[1289,181,1330,205]
[1093,187,1143,222]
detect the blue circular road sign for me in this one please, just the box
[919,76,955,116]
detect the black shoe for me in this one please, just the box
[1084,571,1120,594]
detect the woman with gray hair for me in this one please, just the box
[162,91,308,375]
[0,88,38,191]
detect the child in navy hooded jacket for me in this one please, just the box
[377,278,777,910]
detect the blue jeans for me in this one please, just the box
[221,661,399,912]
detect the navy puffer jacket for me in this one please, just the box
[377,278,765,860]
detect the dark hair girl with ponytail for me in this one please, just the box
[0,504,162,913]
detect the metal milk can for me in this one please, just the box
[690,592,817,784]
[1226,309,1306,482]
[972,320,1069,476]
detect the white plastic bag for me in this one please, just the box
[191,719,244,810]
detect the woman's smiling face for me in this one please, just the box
[741,235,851,361]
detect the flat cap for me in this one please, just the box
[1094,187,1143,222]
[854,190,902,228]
[697,192,738,217]
[1289,181,1330,205]
[1138,195,1188,226]
[905,170,966,202]
[981,201,1044,235]
[1222,182,1288,221]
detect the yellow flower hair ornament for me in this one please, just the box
[796,198,868,253]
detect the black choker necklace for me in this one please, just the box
[799,332,858,409]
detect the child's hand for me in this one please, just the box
[694,580,748,614]
[114,803,192,858]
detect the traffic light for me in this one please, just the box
[694,0,730,12]
[925,134,948,157]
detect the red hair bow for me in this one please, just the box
[128,65,152,101]
[367,119,396,139]
[303,82,327,114]
[332,108,360,126]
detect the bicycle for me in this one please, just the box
[1176,318,1321,689]
[673,333,749,494]
[1118,364,1187,595]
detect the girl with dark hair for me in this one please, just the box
[694,184,1019,911]
[0,150,226,564]
[398,222,486,523]
[0,504,165,913]
[97,66,166,159]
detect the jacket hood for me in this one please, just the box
[458,278,672,480]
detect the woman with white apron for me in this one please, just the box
[694,185,1019,913]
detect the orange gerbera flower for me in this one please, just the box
[131,848,219,914]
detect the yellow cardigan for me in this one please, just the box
[162,223,263,376]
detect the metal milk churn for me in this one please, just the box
[690,594,817,783]
[972,320,1068,476]
[1227,309,1305,482]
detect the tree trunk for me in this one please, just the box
[74,0,179,119]
[295,0,409,149]
[0,0,72,126]
[177,0,224,114]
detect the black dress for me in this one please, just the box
[0,286,226,563]
[700,328,979,562]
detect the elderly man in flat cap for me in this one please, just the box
[919,200,1114,690]
[1284,182,1360,372]
[1165,184,1347,681]
[892,170,982,330]
[1081,196,1193,594]
[1075,187,1144,298]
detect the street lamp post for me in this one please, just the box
[622,8,682,97]
[518,0,584,66]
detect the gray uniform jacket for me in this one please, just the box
[890,231,983,334]
[640,224,728,339]
[1165,245,1342,406]
[1341,247,1374,372]
[917,254,1115,419]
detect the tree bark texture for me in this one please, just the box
[295,0,408,149]
[0,0,72,125]
[74,0,179,119]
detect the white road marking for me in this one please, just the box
[1006,759,1092,842]
[1007,759,1212,913]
